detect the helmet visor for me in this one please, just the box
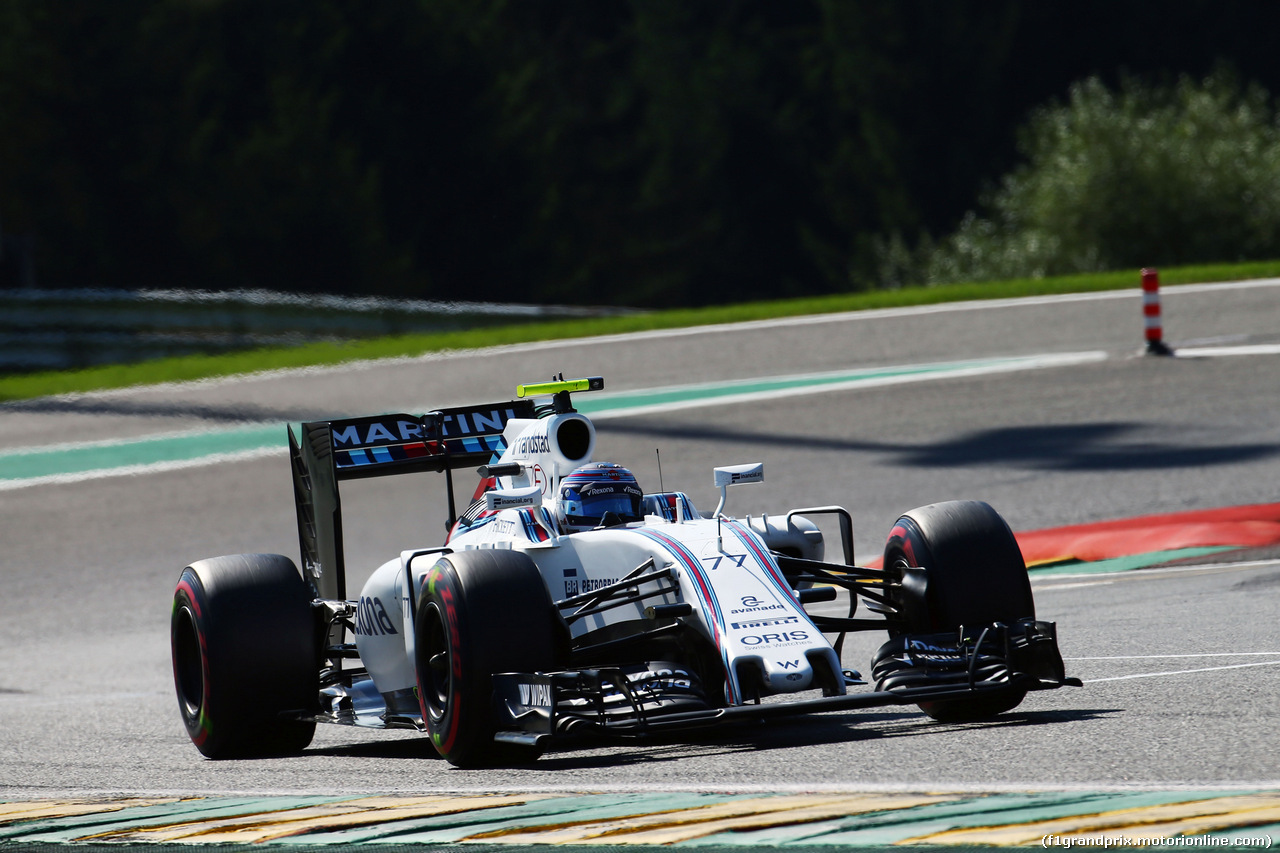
[562,486,643,528]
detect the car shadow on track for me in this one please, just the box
[2,394,338,424]
[305,707,1119,768]
[528,708,1121,771]
[604,419,1280,472]
[309,738,447,760]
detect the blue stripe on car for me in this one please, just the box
[636,528,739,704]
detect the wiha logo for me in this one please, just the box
[907,639,959,655]
[906,638,965,663]
[518,682,552,707]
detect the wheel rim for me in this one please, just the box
[173,604,205,720]
[421,602,451,722]
[883,552,911,634]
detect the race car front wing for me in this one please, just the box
[490,618,1081,747]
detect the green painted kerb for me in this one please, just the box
[0,423,281,481]
[0,357,1043,484]
[1029,547,1242,575]
[1,791,1276,847]
[575,359,1014,413]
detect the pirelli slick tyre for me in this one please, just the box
[883,500,1035,722]
[415,550,559,767]
[171,554,318,758]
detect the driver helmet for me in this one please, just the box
[556,462,644,532]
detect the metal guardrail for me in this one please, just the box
[0,288,630,371]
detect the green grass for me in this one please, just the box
[5,259,1279,403]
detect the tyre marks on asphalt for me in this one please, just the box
[2,791,1278,846]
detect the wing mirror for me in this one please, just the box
[712,462,764,518]
[485,484,542,512]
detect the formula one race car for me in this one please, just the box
[171,377,1078,766]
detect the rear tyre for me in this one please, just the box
[883,500,1034,722]
[171,554,318,758]
[415,550,559,767]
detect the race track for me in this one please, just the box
[1,279,1278,800]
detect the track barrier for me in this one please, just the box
[1141,268,1175,356]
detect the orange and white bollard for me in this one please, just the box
[1141,268,1174,356]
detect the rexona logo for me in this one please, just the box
[635,667,694,693]
[354,596,397,636]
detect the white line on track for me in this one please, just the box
[1033,580,1119,590]
[1174,344,1280,357]
[38,781,1280,797]
[1068,653,1280,660]
[1083,659,1280,683]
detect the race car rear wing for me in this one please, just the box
[289,399,536,601]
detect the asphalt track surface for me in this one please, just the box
[1,280,1279,806]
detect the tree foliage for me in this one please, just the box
[915,72,1280,285]
[3,1,1280,306]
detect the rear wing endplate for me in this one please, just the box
[289,399,536,601]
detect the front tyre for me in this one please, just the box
[171,554,318,758]
[415,550,559,767]
[883,500,1034,722]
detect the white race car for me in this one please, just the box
[171,377,1078,766]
